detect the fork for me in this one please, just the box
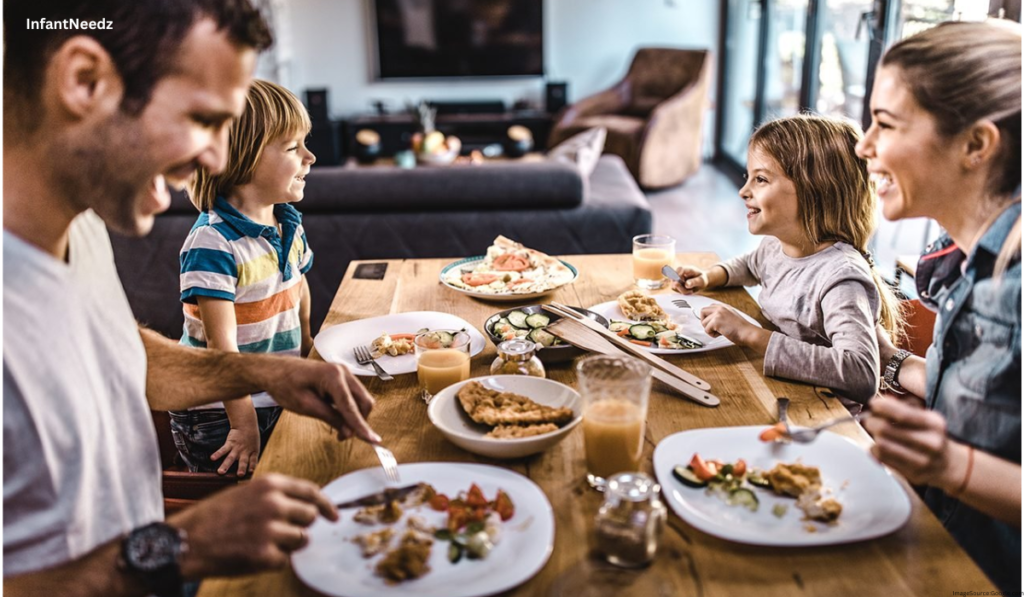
[787,412,870,443]
[372,444,402,484]
[353,346,394,381]
[777,397,791,433]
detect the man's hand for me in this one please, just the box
[170,473,338,578]
[261,359,381,444]
[211,426,261,476]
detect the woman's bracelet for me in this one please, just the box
[949,444,975,499]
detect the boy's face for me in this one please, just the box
[739,146,802,243]
[245,131,316,206]
[71,19,256,236]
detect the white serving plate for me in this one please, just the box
[439,256,578,302]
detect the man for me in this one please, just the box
[3,2,381,595]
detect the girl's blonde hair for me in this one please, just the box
[188,79,312,211]
[750,114,905,342]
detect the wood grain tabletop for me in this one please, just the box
[199,253,994,597]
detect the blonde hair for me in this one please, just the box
[882,21,1021,198]
[188,79,312,211]
[750,114,905,342]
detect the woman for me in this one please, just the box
[856,20,1021,592]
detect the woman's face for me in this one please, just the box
[855,65,963,222]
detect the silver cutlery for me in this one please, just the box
[372,444,401,484]
[661,265,682,284]
[787,412,870,443]
[353,346,394,381]
[777,397,791,433]
[335,483,421,509]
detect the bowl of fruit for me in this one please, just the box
[412,130,461,166]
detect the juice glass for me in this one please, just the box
[577,355,652,489]
[632,234,675,290]
[415,329,472,403]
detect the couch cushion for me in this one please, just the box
[548,127,607,179]
[300,160,583,213]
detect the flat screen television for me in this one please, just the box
[373,0,544,79]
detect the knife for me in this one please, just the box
[334,483,423,509]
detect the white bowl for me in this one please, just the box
[427,375,582,459]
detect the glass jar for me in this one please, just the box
[594,472,667,568]
[489,339,546,378]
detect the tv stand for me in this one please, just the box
[343,110,553,157]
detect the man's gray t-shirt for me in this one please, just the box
[719,236,881,402]
[4,210,162,575]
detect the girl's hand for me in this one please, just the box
[672,266,709,295]
[211,425,262,477]
[863,394,956,487]
[698,304,768,350]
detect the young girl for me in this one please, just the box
[673,114,902,404]
[170,79,317,475]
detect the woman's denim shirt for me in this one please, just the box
[918,202,1021,592]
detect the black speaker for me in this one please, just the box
[545,82,568,114]
[305,88,329,124]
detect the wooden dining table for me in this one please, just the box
[199,253,995,597]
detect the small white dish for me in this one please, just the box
[313,311,486,376]
[652,426,912,546]
[427,375,582,459]
[587,293,762,354]
[293,462,555,597]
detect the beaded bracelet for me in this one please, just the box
[950,444,975,499]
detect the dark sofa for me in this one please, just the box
[110,154,651,338]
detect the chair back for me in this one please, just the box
[900,299,937,358]
[622,48,709,117]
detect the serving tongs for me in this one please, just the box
[542,303,719,407]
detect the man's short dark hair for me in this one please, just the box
[4,0,273,117]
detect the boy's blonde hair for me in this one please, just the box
[750,114,905,342]
[188,79,312,211]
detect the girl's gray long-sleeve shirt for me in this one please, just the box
[718,237,881,403]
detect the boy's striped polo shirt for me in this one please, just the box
[178,197,313,408]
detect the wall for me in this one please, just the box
[283,0,720,118]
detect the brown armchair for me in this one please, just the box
[548,48,712,190]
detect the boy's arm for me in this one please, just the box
[140,327,380,443]
[195,297,260,476]
[299,276,312,358]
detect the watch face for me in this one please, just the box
[126,524,181,573]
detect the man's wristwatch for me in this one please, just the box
[883,349,913,395]
[118,522,188,597]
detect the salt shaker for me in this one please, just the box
[489,339,546,378]
[594,472,667,567]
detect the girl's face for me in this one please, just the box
[855,65,961,222]
[248,130,316,205]
[739,146,802,242]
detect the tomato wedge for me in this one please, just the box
[465,483,488,507]
[759,422,788,442]
[689,454,718,481]
[493,489,515,521]
[732,459,747,477]
[428,493,450,511]
[492,253,530,272]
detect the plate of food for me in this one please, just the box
[652,426,911,546]
[427,376,582,459]
[292,462,555,597]
[313,311,486,376]
[586,291,761,354]
[440,236,578,301]
[483,305,609,364]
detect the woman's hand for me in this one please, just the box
[671,266,709,294]
[863,394,960,487]
[698,304,771,352]
[211,425,262,477]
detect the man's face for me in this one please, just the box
[80,19,256,236]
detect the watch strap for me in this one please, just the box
[883,349,913,394]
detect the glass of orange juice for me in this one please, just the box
[632,234,675,290]
[415,329,472,403]
[577,355,652,489]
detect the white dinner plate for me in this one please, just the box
[313,311,486,376]
[292,462,555,597]
[587,293,761,354]
[652,426,912,546]
[439,256,579,302]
